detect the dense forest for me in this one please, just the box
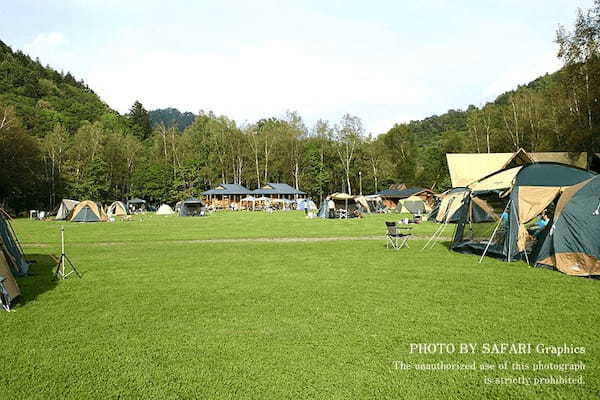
[1,4,600,213]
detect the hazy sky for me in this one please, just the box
[1,0,594,133]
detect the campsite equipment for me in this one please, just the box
[179,198,207,216]
[385,222,411,250]
[54,226,81,280]
[55,199,79,220]
[0,250,20,311]
[107,201,128,218]
[69,201,107,222]
[156,204,174,215]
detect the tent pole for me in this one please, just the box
[479,199,511,264]
[422,197,455,250]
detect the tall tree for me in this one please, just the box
[127,100,152,141]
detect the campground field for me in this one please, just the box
[1,211,599,399]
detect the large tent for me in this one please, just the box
[107,201,128,218]
[533,175,600,276]
[0,212,25,310]
[0,251,20,311]
[179,198,207,217]
[156,204,175,215]
[446,149,588,188]
[55,199,80,220]
[451,162,596,263]
[0,211,30,276]
[69,200,107,222]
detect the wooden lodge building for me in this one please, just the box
[202,183,306,208]
[252,183,306,200]
[202,184,252,208]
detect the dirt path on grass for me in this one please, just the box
[22,235,452,248]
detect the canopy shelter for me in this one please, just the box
[55,199,79,220]
[69,200,107,222]
[318,193,369,218]
[451,162,596,264]
[156,204,175,215]
[107,201,128,218]
[127,198,146,213]
[202,184,252,208]
[251,183,306,200]
[446,149,588,188]
[179,198,207,217]
[533,175,600,276]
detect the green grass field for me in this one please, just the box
[1,212,598,399]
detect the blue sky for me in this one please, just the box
[1,0,594,133]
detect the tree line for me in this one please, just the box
[1,3,600,213]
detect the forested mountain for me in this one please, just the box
[149,108,196,132]
[1,3,599,213]
[0,40,113,137]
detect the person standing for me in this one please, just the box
[328,197,335,218]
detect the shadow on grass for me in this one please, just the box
[15,254,59,307]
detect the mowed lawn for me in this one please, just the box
[13,211,440,245]
[1,213,598,399]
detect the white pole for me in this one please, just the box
[478,200,511,264]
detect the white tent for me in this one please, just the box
[156,204,174,215]
[55,199,79,220]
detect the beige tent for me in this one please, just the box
[396,195,432,214]
[69,200,107,222]
[447,149,588,187]
[107,201,128,218]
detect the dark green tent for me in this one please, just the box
[0,212,30,276]
[533,175,600,276]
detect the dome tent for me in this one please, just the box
[107,201,128,218]
[156,204,175,215]
[69,200,107,222]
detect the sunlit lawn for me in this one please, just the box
[1,212,598,399]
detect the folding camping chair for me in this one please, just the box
[385,221,412,250]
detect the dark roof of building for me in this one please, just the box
[183,198,205,204]
[202,183,252,195]
[252,183,306,195]
[376,187,431,198]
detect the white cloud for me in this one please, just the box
[25,32,65,52]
